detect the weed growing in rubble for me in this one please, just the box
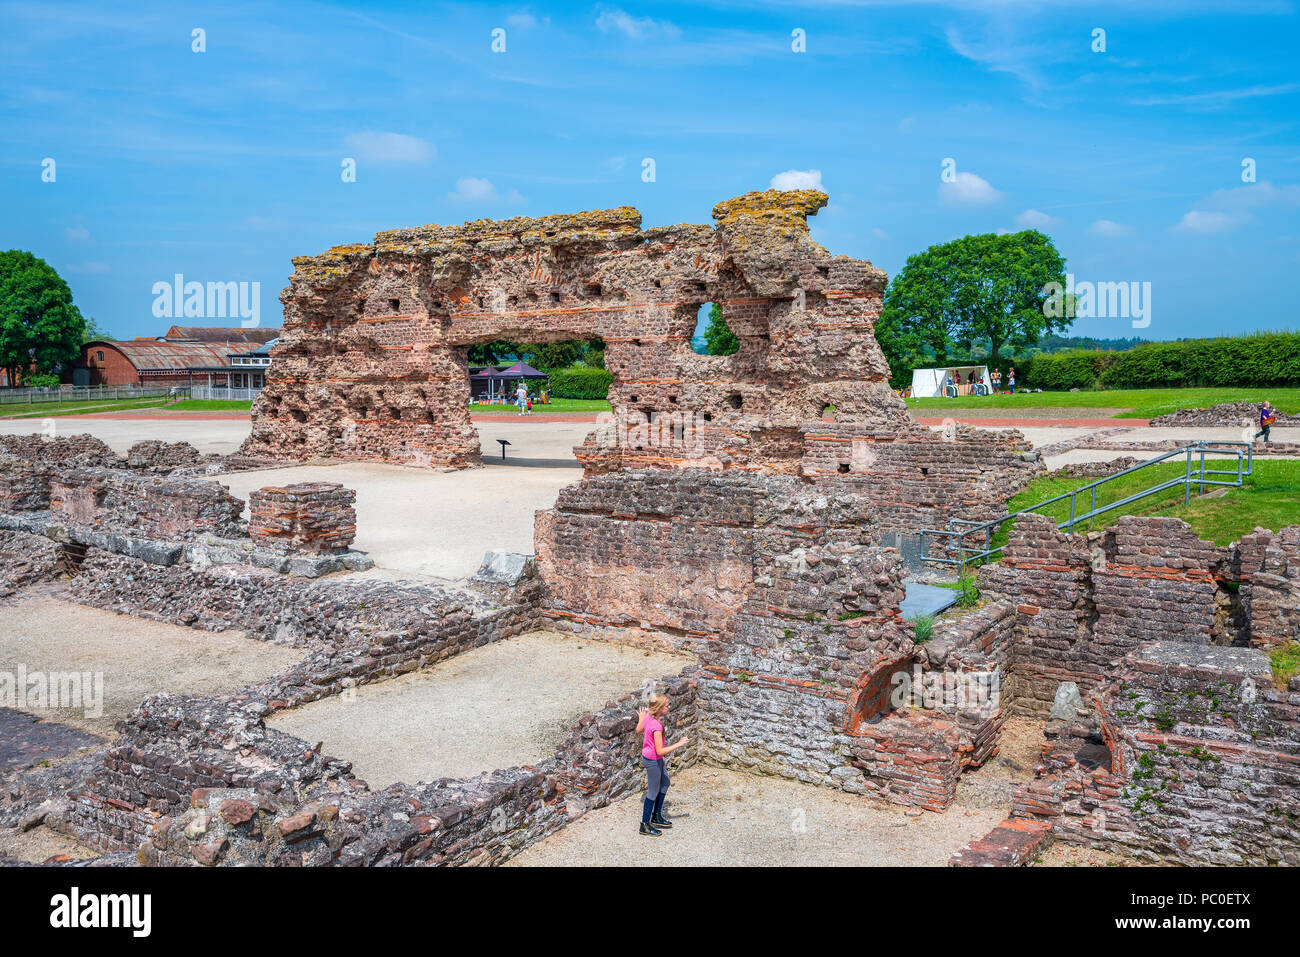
[1270,641,1300,689]
[910,614,935,644]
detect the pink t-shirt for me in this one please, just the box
[642,714,664,760]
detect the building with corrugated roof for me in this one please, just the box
[72,326,282,387]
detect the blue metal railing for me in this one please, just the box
[919,441,1254,567]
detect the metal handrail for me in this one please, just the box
[919,440,1254,568]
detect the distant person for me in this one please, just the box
[992,368,1002,392]
[1255,400,1276,444]
[944,373,956,398]
[1008,366,1016,394]
[636,692,688,837]
[515,383,529,416]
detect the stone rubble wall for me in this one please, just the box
[919,601,1016,769]
[72,550,541,707]
[50,468,246,541]
[125,440,204,473]
[1150,401,1300,428]
[65,666,698,867]
[0,528,62,599]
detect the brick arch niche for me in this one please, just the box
[243,189,1037,540]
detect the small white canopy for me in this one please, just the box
[909,365,992,398]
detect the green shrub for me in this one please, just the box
[24,372,61,389]
[1021,350,1113,390]
[547,367,613,399]
[1016,333,1300,391]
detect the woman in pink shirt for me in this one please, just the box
[635,692,689,837]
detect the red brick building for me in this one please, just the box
[73,327,281,387]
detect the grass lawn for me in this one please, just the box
[0,398,173,419]
[471,397,610,415]
[988,458,1300,548]
[167,399,254,412]
[906,387,1300,419]
[0,395,171,417]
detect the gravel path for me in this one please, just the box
[266,630,688,789]
[508,765,1004,867]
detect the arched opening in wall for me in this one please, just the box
[691,303,738,356]
[465,337,608,410]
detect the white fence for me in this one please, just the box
[0,385,178,406]
[189,386,262,401]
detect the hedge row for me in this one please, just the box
[1020,333,1300,390]
[547,367,613,399]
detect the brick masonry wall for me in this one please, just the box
[977,514,1298,718]
[248,482,357,555]
[1011,642,1300,865]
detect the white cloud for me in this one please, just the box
[506,13,538,29]
[1015,208,1061,230]
[1090,219,1134,237]
[1169,180,1300,234]
[938,171,1003,206]
[447,177,524,204]
[344,131,434,165]
[66,261,110,274]
[1204,180,1300,210]
[1133,83,1300,109]
[595,8,681,40]
[770,169,823,191]
[871,227,890,240]
[65,224,90,242]
[1171,210,1242,234]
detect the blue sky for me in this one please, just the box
[2,0,1298,343]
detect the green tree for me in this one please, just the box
[878,231,1070,375]
[82,315,112,343]
[702,304,738,356]
[0,250,87,386]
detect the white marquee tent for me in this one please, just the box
[909,365,992,398]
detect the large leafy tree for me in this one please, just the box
[0,250,87,386]
[878,230,1070,372]
[701,303,738,356]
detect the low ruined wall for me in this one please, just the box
[50,468,245,541]
[73,550,541,706]
[1012,642,1300,865]
[979,514,1299,718]
[918,601,1015,769]
[120,669,698,866]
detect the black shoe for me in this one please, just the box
[639,821,662,837]
[651,814,673,829]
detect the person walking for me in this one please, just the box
[515,382,528,416]
[1255,400,1276,444]
[636,692,688,836]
